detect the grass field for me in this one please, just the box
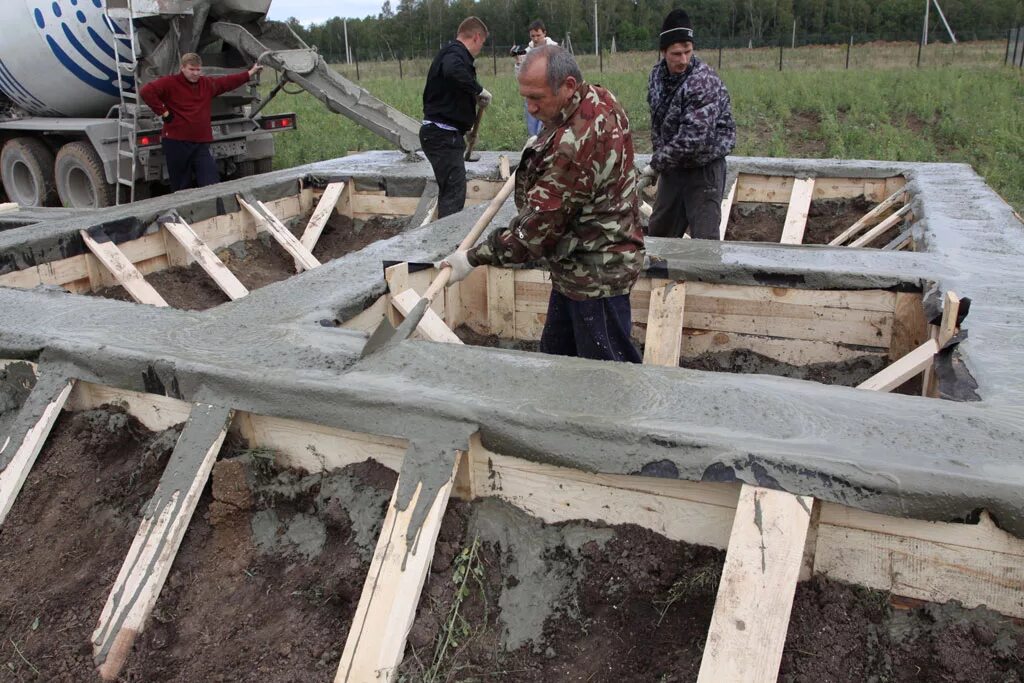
[263,41,1024,212]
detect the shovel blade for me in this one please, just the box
[359,297,430,358]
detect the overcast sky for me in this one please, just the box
[267,0,385,24]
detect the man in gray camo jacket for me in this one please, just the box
[644,9,736,240]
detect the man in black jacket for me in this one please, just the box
[420,16,493,218]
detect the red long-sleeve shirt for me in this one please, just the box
[139,71,251,143]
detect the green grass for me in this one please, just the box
[263,46,1024,212]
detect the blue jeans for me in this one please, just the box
[539,289,641,363]
[525,102,543,137]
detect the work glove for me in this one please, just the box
[439,250,474,285]
[161,110,174,124]
[640,164,658,181]
[478,88,493,108]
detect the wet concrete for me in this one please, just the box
[1,152,1022,539]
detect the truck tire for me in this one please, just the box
[254,157,273,174]
[1,137,58,207]
[55,141,115,208]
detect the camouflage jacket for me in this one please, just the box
[648,56,736,171]
[467,82,645,301]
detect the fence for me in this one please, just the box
[324,30,1012,82]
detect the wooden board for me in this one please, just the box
[0,377,74,526]
[298,181,346,269]
[857,339,937,392]
[698,485,814,683]
[487,266,516,339]
[335,453,459,682]
[93,404,233,681]
[80,231,168,307]
[350,194,420,218]
[736,175,900,203]
[643,281,687,366]
[829,188,906,246]
[390,289,463,344]
[780,178,815,245]
[849,204,913,248]
[252,199,321,271]
[162,220,248,300]
[720,178,737,239]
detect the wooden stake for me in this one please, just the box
[297,182,346,270]
[642,281,687,367]
[830,188,906,246]
[237,196,320,271]
[922,291,961,397]
[857,339,939,392]
[487,266,516,339]
[390,289,463,344]
[93,404,233,681]
[162,220,249,300]
[848,204,913,248]
[720,178,737,240]
[335,450,460,682]
[780,178,815,245]
[498,155,511,180]
[698,485,814,683]
[0,376,74,526]
[80,230,168,307]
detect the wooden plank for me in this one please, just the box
[829,188,906,246]
[67,382,190,431]
[498,155,511,180]
[161,225,191,269]
[938,290,961,347]
[93,403,233,681]
[0,202,18,214]
[643,281,687,366]
[335,451,459,682]
[390,289,463,344]
[698,485,814,683]
[79,230,168,307]
[815,506,1024,619]
[857,339,938,392]
[848,204,913,248]
[720,178,737,239]
[737,175,902,203]
[487,266,516,339]
[780,178,815,245]
[889,292,928,362]
[736,174,794,203]
[0,376,74,526]
[162,220,249,300]
[473,441,740,549]
[298,181,346,269]
[237,197,320,271]
[350,194,420,217]
[466,179,506,200]
[682,330,887,368]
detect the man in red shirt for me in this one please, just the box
[140,53,262,191]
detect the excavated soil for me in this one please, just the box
[119,450,396,682]
[91,214,409,311]
[401,499,1024,683]
[456,325,883,388]
[725,198,901,246]
[0,406,180,681]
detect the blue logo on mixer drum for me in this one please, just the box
[31,0,134,98]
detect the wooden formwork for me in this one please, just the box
[1,358,1021,682]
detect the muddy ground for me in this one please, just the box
[455,325,884,388]
[93,213,409,311]
[725,197,903,246]
[401,498,1024,682]
[119,449,396,682]
[0,406,181,681]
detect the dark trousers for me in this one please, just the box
[419,124,466,218]
[648,157,727,240]
[162,138,219,192]
[540,289,642,363]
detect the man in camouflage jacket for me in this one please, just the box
[442,46,645,363]
[644,9,736,240]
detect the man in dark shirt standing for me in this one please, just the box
[140,53,262,192]
[420,17,493,218]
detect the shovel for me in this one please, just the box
[361,169,517,357]
[464,106,485,162]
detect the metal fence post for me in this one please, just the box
[779,40,783,71]
[492,41,497,76]
[846,34,853,68]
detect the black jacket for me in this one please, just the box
[422,40,482,133]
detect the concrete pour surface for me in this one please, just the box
[1,152,1023,540]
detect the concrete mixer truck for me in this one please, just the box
[0,1,421,210]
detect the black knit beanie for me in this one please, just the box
[659,9,694,50]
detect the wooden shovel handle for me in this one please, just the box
[423,171,517,301]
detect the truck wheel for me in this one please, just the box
[232,160,255,178]
[55,141,115,208]
[254,158,273,174]
[1,137,58,207]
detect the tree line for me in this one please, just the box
[283,0,1023,60]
